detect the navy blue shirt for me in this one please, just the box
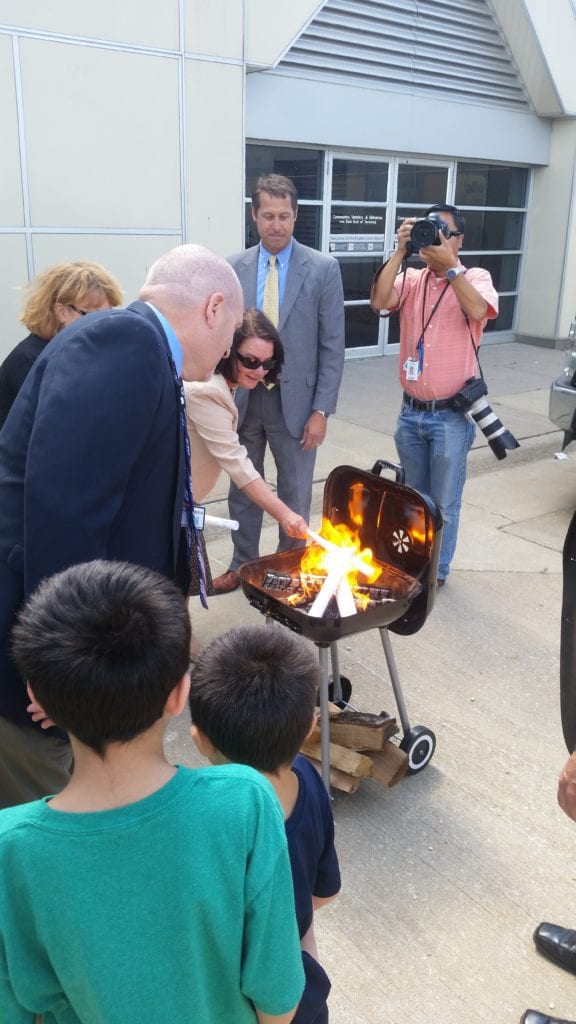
[286,754,341,938]
[287,755,340,1024]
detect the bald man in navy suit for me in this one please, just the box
[0,244,243,807]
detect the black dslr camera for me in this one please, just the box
[406,213,452,256]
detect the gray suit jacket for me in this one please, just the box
[228,239,345,438]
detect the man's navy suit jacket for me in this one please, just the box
[0,301,186,725]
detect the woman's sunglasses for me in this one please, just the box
[236,352,277,372]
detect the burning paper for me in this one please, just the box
[284,520,382,618]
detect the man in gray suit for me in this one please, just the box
[212,173,345,593]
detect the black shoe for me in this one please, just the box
[521,1011,576,1024]
[534,922,576,975]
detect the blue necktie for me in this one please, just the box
[164,348,209,609]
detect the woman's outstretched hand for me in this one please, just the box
[282,513,308,539]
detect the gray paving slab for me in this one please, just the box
[167,343,576,1024]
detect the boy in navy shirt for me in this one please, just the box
[190,624,341,1024]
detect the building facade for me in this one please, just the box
[0,0,575,358]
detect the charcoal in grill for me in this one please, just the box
[262,571,325,593]
[260,569,408,613]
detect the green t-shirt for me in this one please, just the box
[0,764,304,1023]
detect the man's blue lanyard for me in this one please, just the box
[148,305,209,609]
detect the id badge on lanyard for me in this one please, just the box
[402,276,450,385]
[403,338,424,382]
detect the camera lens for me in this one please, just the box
[410,218,438,249]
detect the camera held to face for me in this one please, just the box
[406,213,452,256]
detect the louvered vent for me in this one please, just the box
[276,0,530,110]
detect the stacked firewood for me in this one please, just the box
[302,703,408,794]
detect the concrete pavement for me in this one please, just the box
[167,342,576,1024]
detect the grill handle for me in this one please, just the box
[370,459,405,485]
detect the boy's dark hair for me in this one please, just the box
[11,560,191,756]
[189,625,319,772]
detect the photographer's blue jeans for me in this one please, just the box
[394,404,475,581]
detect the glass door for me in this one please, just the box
[386,160,452,351]
[327,154,390,356]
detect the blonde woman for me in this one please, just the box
[0,260,123,427]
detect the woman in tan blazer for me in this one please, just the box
[184,310,307,591]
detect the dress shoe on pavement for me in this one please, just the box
[212,570,241,595]
[534,922,576,974]
[521,1011,576,1024]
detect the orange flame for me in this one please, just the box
[348,482,367,527]
[291,518,381,611]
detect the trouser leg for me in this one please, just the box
[228,388,272,571]
[395,405,474,580]
[0,716,72,809]
[394,405,431,496]
[266,415,316,552]
[427,410,475,579]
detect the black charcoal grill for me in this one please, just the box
[240,460,443,789]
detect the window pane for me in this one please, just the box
[471,254,520,292]
[338,258,382,302]
[397,165,449,204]
[463,211,524,250]
[332,159,388,201]
[329,206,386,253]
[345,305,380,349]
[484,294,515,332]
[456,164,528,207]
[245,203,321,250]
[386,311,400,347]
[246,145,323,200]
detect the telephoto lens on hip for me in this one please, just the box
[466,396,520,460]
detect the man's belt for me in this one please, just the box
[402,392,453,412]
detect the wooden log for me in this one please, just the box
[303,756,363,794]
[301,738,373,779]
[329,711,398,750]
[364,741,408,788]
[310,707,398,751]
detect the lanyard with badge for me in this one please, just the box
[403,276,451,382]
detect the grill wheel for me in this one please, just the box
[400,726,436,773]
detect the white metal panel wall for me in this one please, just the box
[245,71,550,165]
[276,0,530,109]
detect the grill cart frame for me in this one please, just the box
[239,460,443,789]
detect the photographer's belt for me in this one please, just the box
[402,393,453,412]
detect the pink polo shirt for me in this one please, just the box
[392,266,498,401]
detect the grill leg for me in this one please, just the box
[318,646,331,791]
[329,642,342,703]
[378,627,411,735]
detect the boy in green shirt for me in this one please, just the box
[0,560,304,1024]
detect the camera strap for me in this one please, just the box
[419,275,450,349]
[371,257,408,319]
[463,313,485,384]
